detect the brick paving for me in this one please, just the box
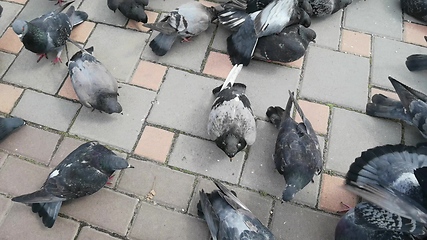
[0,0,426,239]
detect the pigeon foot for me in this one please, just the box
[337,201,351,214]
[181,37,192,43]
[52,57,62,64]
[36,53,48,63]
[106,174,115,185]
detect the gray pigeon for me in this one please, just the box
[207,65,256,160]
[12,1,88,63]
[406,37,427,71]
[67,47,122,114]
[308,0,352,17]
[266,91,322,201]
[366,76,427,138]
[107,0,149,23]
[0,4,3,18]
[0,117,24,141]
[12,141,133,228]
[198,180,275,240]
[401,0,427,22]
[144,1,217,56]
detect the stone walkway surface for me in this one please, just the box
[0,0,426,239]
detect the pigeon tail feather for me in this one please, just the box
[365,102,410,123]
[67,7,88,27]
[12,189,64,203]
[149,33,178,56]
[266,106,285,129]
[220,64,243,91]
[199,190,219,240]
[32,201,62,228]
[406,54,427,72]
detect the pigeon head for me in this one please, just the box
[333,0,353,14]
[215,131,247,160]
[299,26,316,43]
[3,117,25,131]
[97,155,134,175]
[282,173,310,201]
[96,93,122,114]
[12,20,28,39]
[68,46,95,65]
[299,10,311,28]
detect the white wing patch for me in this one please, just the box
[49,169,60,178]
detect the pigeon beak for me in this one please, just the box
[229,157,233,162]
[129,165,135,168]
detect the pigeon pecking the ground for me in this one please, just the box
[107,0,149,23]
[401,0,427,22]
[0,117,24,142]
[207,64,256,161]
[12,1,88,64]
[144,1,217,56]
[308,0,352,17]
[67,46,122,114]
[366,76,427,138]
[266,91,322,201]
[344,144,427,238]
[12,141,134,228]
[253,24,316,63]
[406,37,427,71]
[198,180,275,240]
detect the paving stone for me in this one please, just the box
[168,134,245,184]
[0,151,7,168]
[134,126,174,163]
[85,24,148,82]
[126,11,159,32]
[318,174,358,213]
[0,52,16,78]
[310,11,342,50]
[370,87,399,100]
[17,0,82,20]
[50,137,86,168]
[300,46,370,111]
[61,188,138,235]
[326,108,402,174]
[147,0,193,11]
[294,100,329,135]
[403,22,427,47]
[8,0,27,4]
[58,76,79,101]
[70,21,96,44]
[0,195,12,223]
[371,37,427,92]
[0,203,79,239]
[211,24,232,52]
[130,60,167,91]
[188,178,273,226]
[118,158,195,210]
[70,84,156,151]
[404,123,426,146]
[203,51,233,79]
[0,27,23,54]
[404,13,426,25]
[80,0,127,26]
[340,29,371,57]
[147,68,221,139]
[0,155,50,196]
[77,227,120,240]
[141,24,215,72]
[344,0,402,39]
[12,90,80,131]
[129,202,210,240]
[0,83,23,114]
[0,125,60,165]
[0,1,22,35]
[271,201,339,240]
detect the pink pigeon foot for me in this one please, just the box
[181,37,192,43]
[337,202,351,214]
[55,0,67,5]
[106,174,115,185]
[36,53,48,63]
[52,57,62,64]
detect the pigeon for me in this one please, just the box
[144,1,217,56]
[12,1,88,63]
[0,4,3,18]
[253,24,316,63]
[107,0,149,23]
[67,46,122,114]
[335,202,418,240]
[401,0,427,22]
[12,141,133,228]
[406,53,427,71]
[198,180,275,240]
[344,144,427,237]
[227,0,312,66]
[52,0,66,6]
[0,117,24,141]
[366,76,427,138]
[266,91,322,201]
[308,0,352,17]
[207,64,256,160]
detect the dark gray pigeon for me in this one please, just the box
[406,37,427,71]
[0,117,24,141]
[308,0,352,17]
[144,1,217,56]
[12,1,88,63]
[401,0,427,22]
[207,64,256,160]
[253,24,316,63]
[366,76,427,138]
[12,141,133,228]
[198,180,275,240]
[0,4,3,18]
[67,47,122,114]
[266,91,322,201]
[107,0,149,23]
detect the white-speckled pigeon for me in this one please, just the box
[12,141,133,228]
[67,47,122,114]
[207,64,256,160]
[12,1,88,63]
[366,76,427,138]
[198,180,275,240]
[401,0,427,22]
[0,117,24,141]
[107,0,149,23]
[144,1,217,56]
[308,0,352,17]
[266,91,322,201]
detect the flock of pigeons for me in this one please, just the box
[1,0,427,239]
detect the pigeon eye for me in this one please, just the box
[237,143,242,148]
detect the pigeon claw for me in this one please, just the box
[337,201,351,214]
[36,53,48,63]
[52,57,62,64]
[181,37,192,43]
[106,174,115,185]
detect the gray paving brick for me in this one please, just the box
[0,151,6,168]
[85,24,148,82]
[0,1,22,35]
[403,123,426,146]
[326,107,401,174]
[147,68,221,139]
[17,0,83,20]
[0,195,11,224]
[50,137,85,167]
[147,0,194,12]
[188,178,273,226]
[142,25,215,72]
[0,52,15,78]
[169,134,245,184]
[12,90,80,131]
[80,0,127,26]
[310,12,342,50]
[300,46,369,111]
[344,0,402,39]
[70,84,156,151]
[271,201,339,240]
[118,158,195,210]
[211,25,232,52]
[0,203,79,239]
[371,37,427,92]
[77,226,121,240]
[61,188,138,235]
[129,202,210,240]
